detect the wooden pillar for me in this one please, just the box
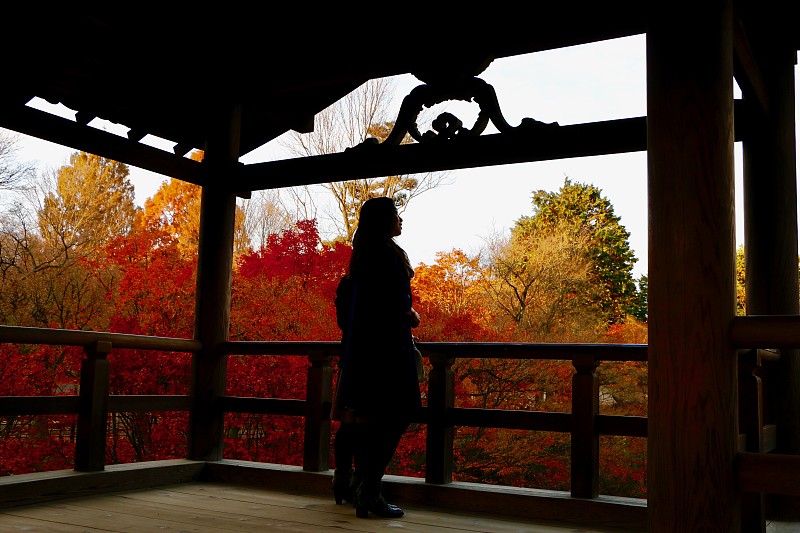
[425,352,455,484]
[646,2,738,531]
[303,350,332,471]
[188,103,241,461]
[571,355,599,498]
[75,340,112,472]
[742,48,800,521]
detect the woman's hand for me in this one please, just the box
[407,307,421,328]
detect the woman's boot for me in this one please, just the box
[332,468,355,505]
[354,479,404,519]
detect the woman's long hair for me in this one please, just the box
[350,196,413,278]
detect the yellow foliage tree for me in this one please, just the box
[139,150,250,257]
[483,221,604,343]
[736,245,746,316]
[412,249,495,341]
[37,152,137,256]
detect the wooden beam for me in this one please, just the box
[230,117,648,192]
[1,104,755,197]
[0,103,205,185]
[733,16,770,115]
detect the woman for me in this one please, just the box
[336,196,422,519]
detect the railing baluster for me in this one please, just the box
[425,352,455,484]
[75,340,112,472]
[303,349,332,472]
[571,354,599,498]
[739,349,766,532]
[739,349,764,453]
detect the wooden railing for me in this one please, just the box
[1,319,799,503]
[0,325,201,471]
[731,315,800,499]
[0,325,648,499]
[222,340,649,498]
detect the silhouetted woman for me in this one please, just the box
[335,196,421,519]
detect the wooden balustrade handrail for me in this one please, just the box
[9,319,794,359]
[220,340,340,356]
[732,315,800,348]
[417,342,648,361]
[739,348,781,363]
[0,395,191,415]
[0,325,201,352]
[223,340,648,361]
[738,452,800,496]
[0,326,647,362]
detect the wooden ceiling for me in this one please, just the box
[2,4,796,193]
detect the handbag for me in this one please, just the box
[330,365,362,424]
[331,367,344,422]
[331,275,357,422]
[413,341,425,382]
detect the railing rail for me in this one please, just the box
[2,323,799,503]
[0,325,201,352]
[0,325,649,499]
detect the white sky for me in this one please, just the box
[6,35,800,280]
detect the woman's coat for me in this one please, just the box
[339,242,422,421]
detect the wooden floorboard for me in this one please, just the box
[0,481,637,532]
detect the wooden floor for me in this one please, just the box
[0,481,640,533]
[2,481,799,532]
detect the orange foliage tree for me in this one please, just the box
[411,248,574,488]
[93,223,197,464]
[140,150,250,258]
[224,219,351,464]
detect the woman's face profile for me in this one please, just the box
[391,209,402,237]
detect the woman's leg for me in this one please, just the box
[333,422,358,504]
[354,419,409,518]
[334,422,355,470]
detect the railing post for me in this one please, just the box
[571,354,599,498]
[739,349,766,532]
[738,349,764,453]
[75,340,112,472]
[425,352,455,484]
[303,349,332,472]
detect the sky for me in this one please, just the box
[5,35,800,280]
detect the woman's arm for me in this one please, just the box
[406,307,420,328]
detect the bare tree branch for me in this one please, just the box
[279,77,452,244]
[0,130,35,191]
